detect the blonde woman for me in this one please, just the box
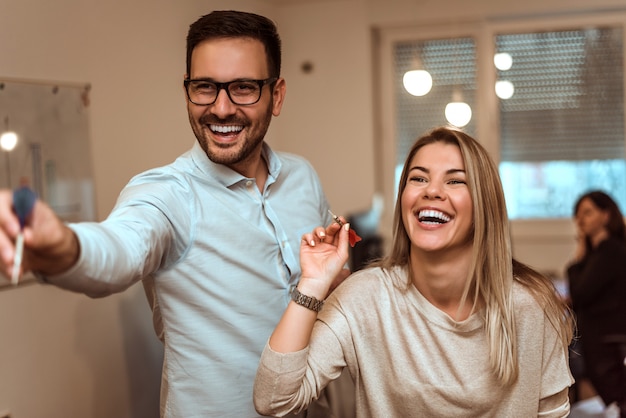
[254,127,574,417]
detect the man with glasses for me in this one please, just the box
[0,10,349,417]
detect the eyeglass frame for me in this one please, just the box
[183,77,278,106]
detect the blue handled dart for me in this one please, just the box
[11,186,37,285]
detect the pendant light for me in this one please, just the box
[445,88,472,128]
[445,40,472,127]
[0,116,18,152]
[403,47,432,97]
[1,116,18,188]
[495,80,515,99]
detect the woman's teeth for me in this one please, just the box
[418,209,451,224]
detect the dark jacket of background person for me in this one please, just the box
[567,191,626,415]
[568,237,626,338]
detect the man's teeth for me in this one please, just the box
[210,125,243,133]
[418,209,451,224]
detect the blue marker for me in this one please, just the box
[11,186,37,285]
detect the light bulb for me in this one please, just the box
[495,80,515,99]
[0,131,18,151]
[403,69,433,96]
[494,52,512,71]
[445,102,472,127]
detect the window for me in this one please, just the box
[497,27,626,218]
[382,18,626,220]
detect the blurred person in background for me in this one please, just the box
[567,190,626,416]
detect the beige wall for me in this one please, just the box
[0,0,623,416]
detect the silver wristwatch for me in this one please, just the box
[290,287,324,312]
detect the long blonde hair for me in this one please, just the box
[375,126,573,385]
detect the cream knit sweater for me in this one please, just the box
[254,265,573,418]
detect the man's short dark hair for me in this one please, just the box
[186,10,282,78]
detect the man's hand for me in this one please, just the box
[0,189,79,283]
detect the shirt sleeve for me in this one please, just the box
[43,174,191,297]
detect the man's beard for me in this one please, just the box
[191,105,273,167]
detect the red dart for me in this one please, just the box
[328,210,362,248]
[348,229,362,247]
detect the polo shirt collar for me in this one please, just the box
[190,140,282,188]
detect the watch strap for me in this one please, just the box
[290,287,324,312]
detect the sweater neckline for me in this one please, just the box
[392,265,484,332]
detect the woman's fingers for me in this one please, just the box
[301,226,327,247]
[337,223,350,258]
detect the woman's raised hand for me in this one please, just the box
[298,220,351,298]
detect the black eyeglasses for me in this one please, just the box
[184,77,277,106]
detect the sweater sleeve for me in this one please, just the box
[537,307,574,417]
[253,317,347,417]
[537,389,570,417]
